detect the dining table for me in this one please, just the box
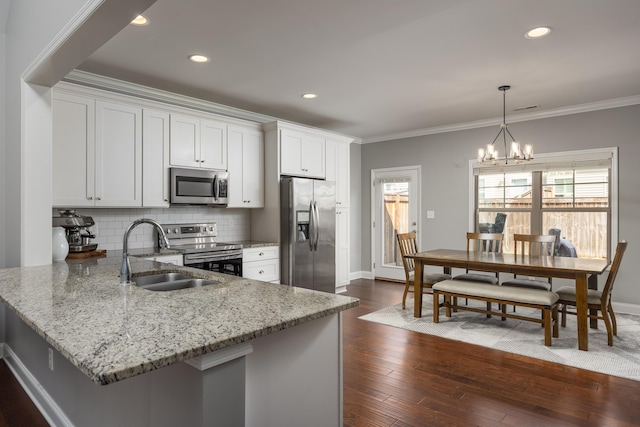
[407,249,610,351]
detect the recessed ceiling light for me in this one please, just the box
[525,26,551,39]
[302,93,317,99]
[189,54,210,63]
[131,15,148,26]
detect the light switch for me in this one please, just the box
[426,210,435,219]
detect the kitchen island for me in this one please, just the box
[0,253,358,426]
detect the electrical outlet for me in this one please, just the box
[48,348,54,371]
[427,210,435,219]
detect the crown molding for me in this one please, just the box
[361,95,640,144]
[63,70,358,142]
[64,69,279,124]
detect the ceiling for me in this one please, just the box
[77,0,640,142]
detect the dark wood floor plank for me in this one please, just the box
[0,360,48,427]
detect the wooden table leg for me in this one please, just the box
[414,260,423,318]
[588,273,598,329]
[576,274,589,351]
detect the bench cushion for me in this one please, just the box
[433,280,559,306]
[453,273,499,285]
[501,278,552,291]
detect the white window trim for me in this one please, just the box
[468,147,618,258]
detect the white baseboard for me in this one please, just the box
[3,344,73,427]
[349,271,373,280]
[612,302,640,316]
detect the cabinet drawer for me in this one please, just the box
[243,246,279,262]
[243,259,279,282]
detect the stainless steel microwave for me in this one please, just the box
[170,167,228,206]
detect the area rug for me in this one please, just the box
[359,297,640,381]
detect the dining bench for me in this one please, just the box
[432,280,559,346]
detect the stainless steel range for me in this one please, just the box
[158,222,243,276]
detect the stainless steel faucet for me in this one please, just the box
[120,218,170,285]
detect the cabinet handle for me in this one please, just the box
[259,252,264,256]
[87,196,93,200]
[96,197,101,201]
[259,270,264,274]
[164,198,169,202]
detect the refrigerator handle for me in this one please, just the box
[313,201,320,251]
[308,202,315,251]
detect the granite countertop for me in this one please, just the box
[0,253,358,385]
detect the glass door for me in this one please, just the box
[372,167,420,281]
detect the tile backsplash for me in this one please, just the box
[52,207,250,251]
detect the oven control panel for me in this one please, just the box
[162,223,217,238]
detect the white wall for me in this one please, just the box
[360,105,640,306]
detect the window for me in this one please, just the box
[472,148,616,260]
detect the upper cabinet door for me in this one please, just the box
[228,126,264,208]
[280,129,325,178]
[242,128,264,207]
[143,109,170,207]
[170,114,227,170]
[200,119,227,170]
[170,114,200,168]
[52,92,95,207]
[94,101,142,207]
[325,139,350,207]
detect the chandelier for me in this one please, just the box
[477,85,533,164]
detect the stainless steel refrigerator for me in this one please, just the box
[280,177,336,293]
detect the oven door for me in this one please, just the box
[183,250,242,276]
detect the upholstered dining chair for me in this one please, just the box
[502,234,557,291]
[453,232,504,284]
[557,240,628,346]
[397,231,451,309]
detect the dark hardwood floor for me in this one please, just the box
[0,359,48,427]
[1,278,639,426]
[342,278,640,427]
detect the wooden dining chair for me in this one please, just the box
[397,231,451,309]
[453,233,504,285]
[502,234,557,291]
[557,240,628,346]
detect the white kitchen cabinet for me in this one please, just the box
[143,254,184,266]
[280,128,325,178]
[336,207,350,291]
[142,109,170,207]
[53,92,142,207]
[228,125,264,208]
[325,138,351,208]
[52,92,95,207]
[243,246,279,283]
[170,114,227,170]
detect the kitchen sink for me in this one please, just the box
[132,272,220,291]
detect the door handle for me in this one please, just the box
[308,202,315,251]
[313,201,320,250]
